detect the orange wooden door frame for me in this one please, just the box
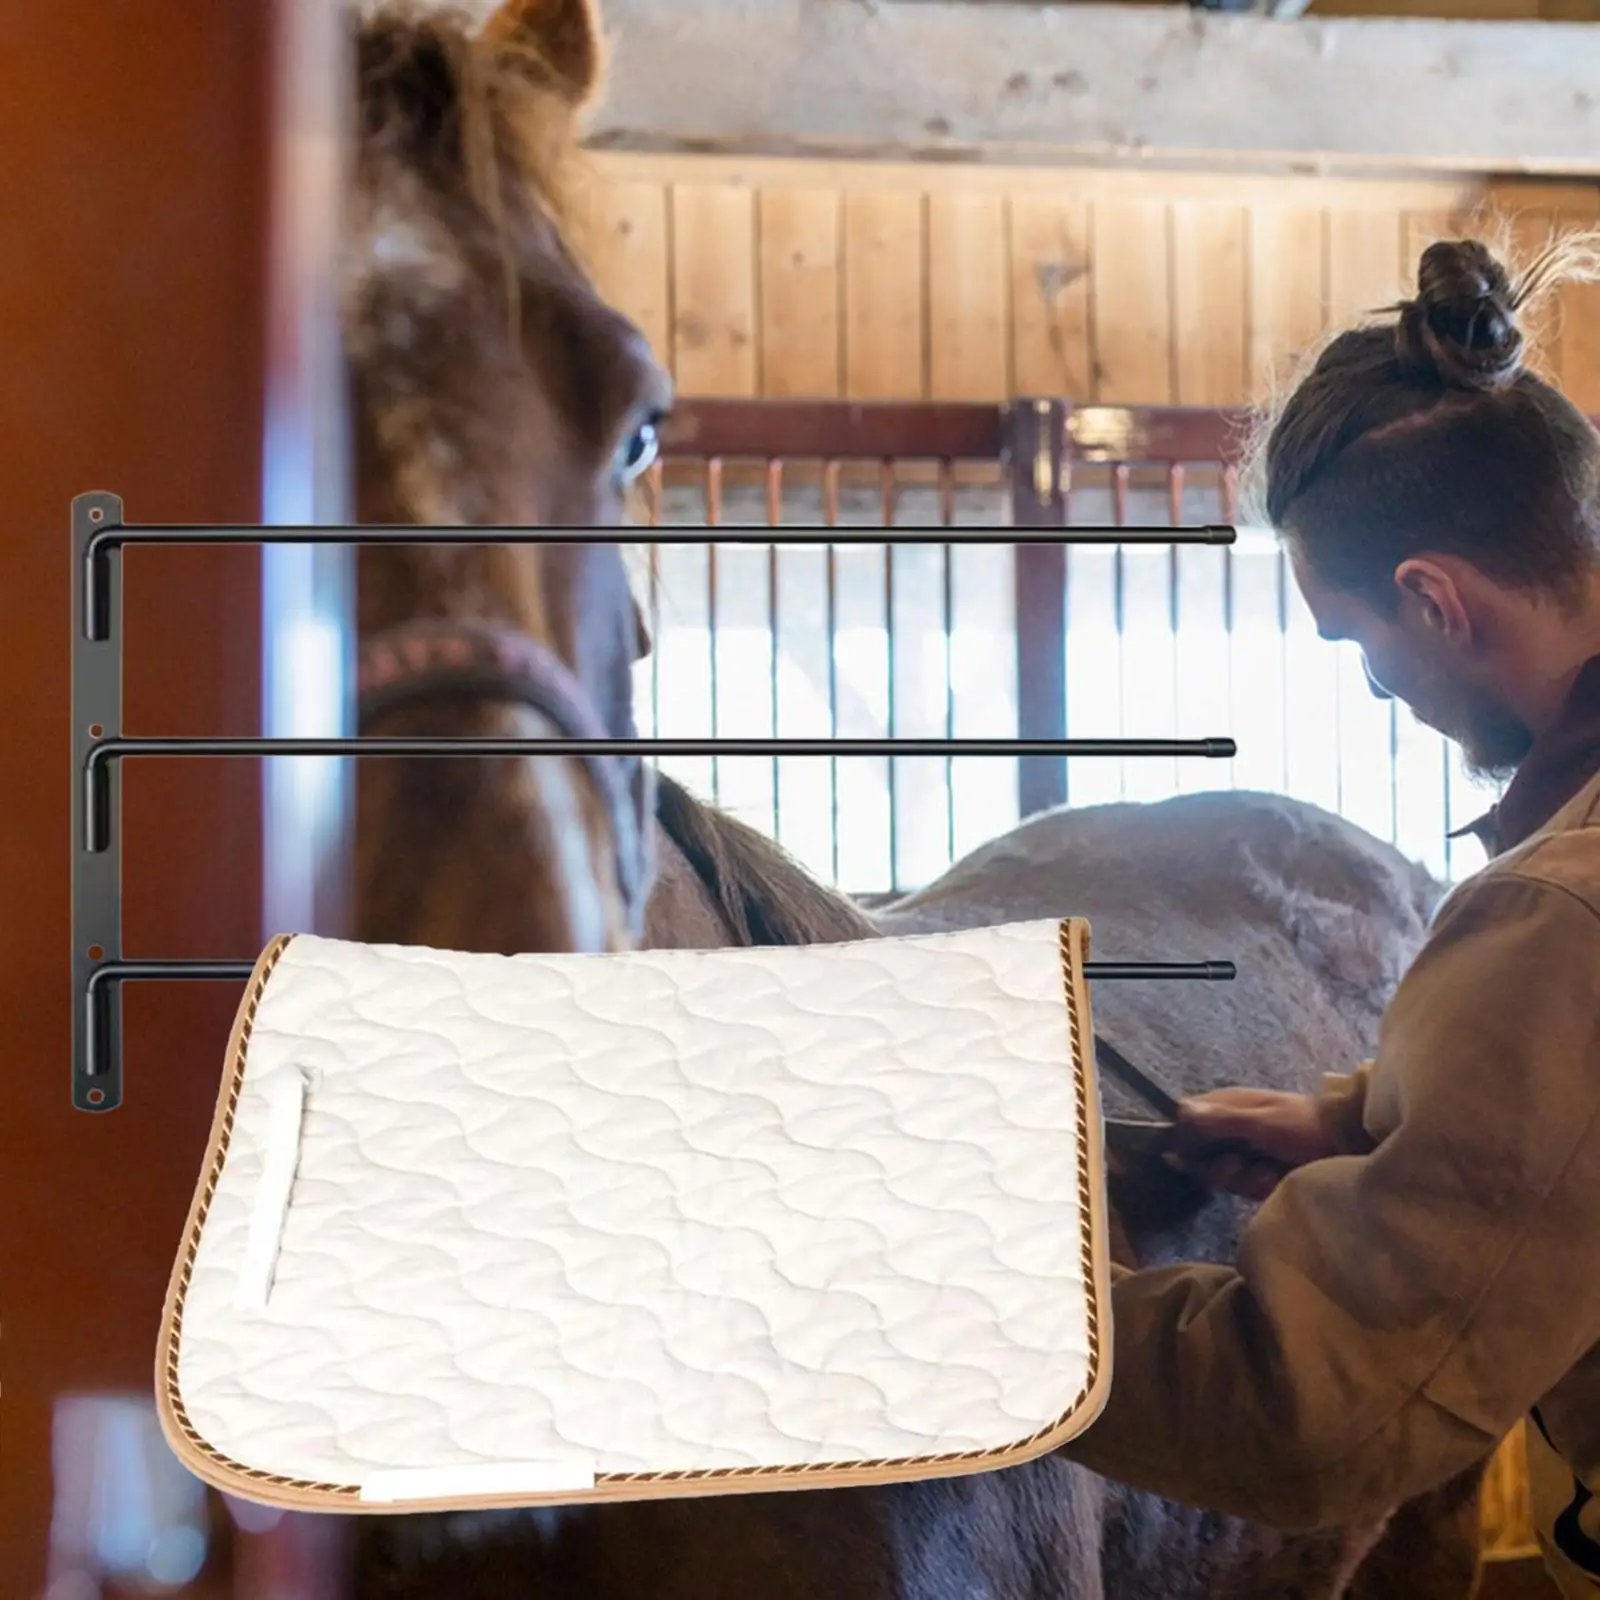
[0,1,350,1592]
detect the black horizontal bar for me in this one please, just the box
[1089,961,1235,981]
[93,523,1235,548]
[82,734,1235,854]
[84,956,1237,993]
[77,954,1235,1086]
[80,523,1234,639]
[86,959,257,994]
[91,734,1234,759]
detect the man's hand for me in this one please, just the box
[1162,1088,1343,1202]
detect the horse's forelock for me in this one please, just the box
[351,3,588,344]
[356,4,581,197]
[346,4,601,532]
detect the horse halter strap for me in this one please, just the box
[357,619,649,934]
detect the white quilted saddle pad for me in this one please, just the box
[156,917,1111,1514]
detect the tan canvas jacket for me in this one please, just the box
[1065,657,1600,1593]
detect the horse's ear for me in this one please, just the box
[482,0,605,106]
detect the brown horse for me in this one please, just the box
[348,0,670,961]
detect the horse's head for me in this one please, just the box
[346,0,670,955]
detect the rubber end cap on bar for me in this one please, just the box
[1201,525,1237,544]
[1202,961,1237,981]
[1202,738,1238,758]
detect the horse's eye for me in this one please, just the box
[615,416,661,484]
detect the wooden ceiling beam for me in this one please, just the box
[579,0,1600,178]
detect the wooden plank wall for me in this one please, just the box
[574,153,1600,415]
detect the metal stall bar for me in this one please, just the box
[72,492,1240,1111]
[1011,399,1072,817]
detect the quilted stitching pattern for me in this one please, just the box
[174,920,1094,1490]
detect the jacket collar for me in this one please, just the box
[1447,654,1600,858]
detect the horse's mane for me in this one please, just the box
[653,773,880,947]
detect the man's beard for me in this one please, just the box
[1411,672,1532,780]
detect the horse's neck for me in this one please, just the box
[642,815,880,951]
[642,823,746,948]
[355,701,625,954]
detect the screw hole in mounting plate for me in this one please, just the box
[88,724,103,738]
[86,1088,105,1105]
[89,508,104,522]
[87,945,104,960]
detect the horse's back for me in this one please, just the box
[880,790,1441,1119]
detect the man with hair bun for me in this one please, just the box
[1060,234,1600,1598]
